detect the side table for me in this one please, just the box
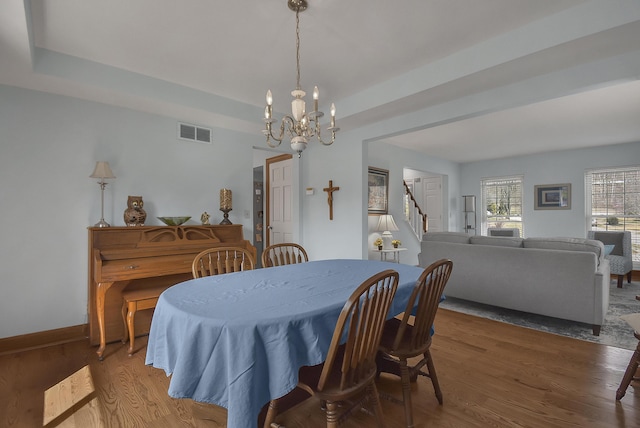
[374,247,407,263]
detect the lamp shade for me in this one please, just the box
[463,195,476,213]
[90,161,115,180]
[376,214,399,232]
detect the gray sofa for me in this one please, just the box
[419,232,610,335]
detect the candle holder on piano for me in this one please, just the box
[220,208,232,225]
[220,189,233,225]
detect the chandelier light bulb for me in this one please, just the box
[266,90,273,106]
[330,103,336,117]
[313,86,319,112]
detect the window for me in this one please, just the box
[481,175,524,236]
[586,166,640,266]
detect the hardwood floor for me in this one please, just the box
[1,308,638,427]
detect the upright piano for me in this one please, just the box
[88,225,256,359]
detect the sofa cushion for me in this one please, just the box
[523,237,604,264]
[422,232,470,244]
[470,236,523,248]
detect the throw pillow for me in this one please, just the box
[604,244,615,256]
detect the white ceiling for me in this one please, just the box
[1,0,639,162]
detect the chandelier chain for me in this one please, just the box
[295,8,301,90]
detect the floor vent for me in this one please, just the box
[178,122,212,144]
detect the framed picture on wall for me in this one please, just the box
[368,167,389,214]
[534,183,571,210]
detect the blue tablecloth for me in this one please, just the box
[145,259,424,428]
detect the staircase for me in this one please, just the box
[403,180,428,241]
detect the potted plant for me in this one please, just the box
[392,239,401,248]
[374,238,383,250]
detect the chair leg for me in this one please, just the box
[617,275,623,288]
[425,350,443,405]
[263,400,278,428]
[121,300,128,344]
[126,302,136,356]
[628,271,633,284]
[398,359,415,428]
[368,382,385,428]
[325,400,339,428]
[616,340,640,400]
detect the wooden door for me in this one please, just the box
[266,154,293,246]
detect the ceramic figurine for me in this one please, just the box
[124,196,147,226]
[200,211,210,225]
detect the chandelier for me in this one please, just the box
[263,0,339,157]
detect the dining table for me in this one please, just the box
[145,258,425,428]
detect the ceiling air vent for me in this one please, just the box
[178,122,212,144]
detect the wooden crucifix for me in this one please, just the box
[323,180,340,220]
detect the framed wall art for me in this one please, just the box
[368,167,389,215]
[534,183,571,210]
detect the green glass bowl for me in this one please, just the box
[157,216,191,226]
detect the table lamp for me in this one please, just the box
[90,161,116,227]
[376,214,399,249]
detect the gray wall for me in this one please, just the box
[1,83,638,340]
[366,140,460,265]
[459,142,640,238]
[0,85,373,338]
[0,85,256,338]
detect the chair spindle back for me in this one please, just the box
[192,247,255,278]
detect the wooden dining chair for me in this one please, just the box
[261,243,308,268]
[192,246,255,278]
[264,269,399,428]
[121,246,256,356]
[616,313,640,400]
[377,259,453,428]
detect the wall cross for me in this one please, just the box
[323,180,340,220]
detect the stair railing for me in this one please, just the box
[403,180,428,240]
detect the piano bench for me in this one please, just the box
[121,285,168,356]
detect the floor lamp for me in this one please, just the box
[90,161,116,227]
[462,195,476,235]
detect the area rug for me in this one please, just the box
[439,280,640,351]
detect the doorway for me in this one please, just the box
[403,168,445,233]
[423,176,443,232]
[265,154,293,247]
[252,166,264,267]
